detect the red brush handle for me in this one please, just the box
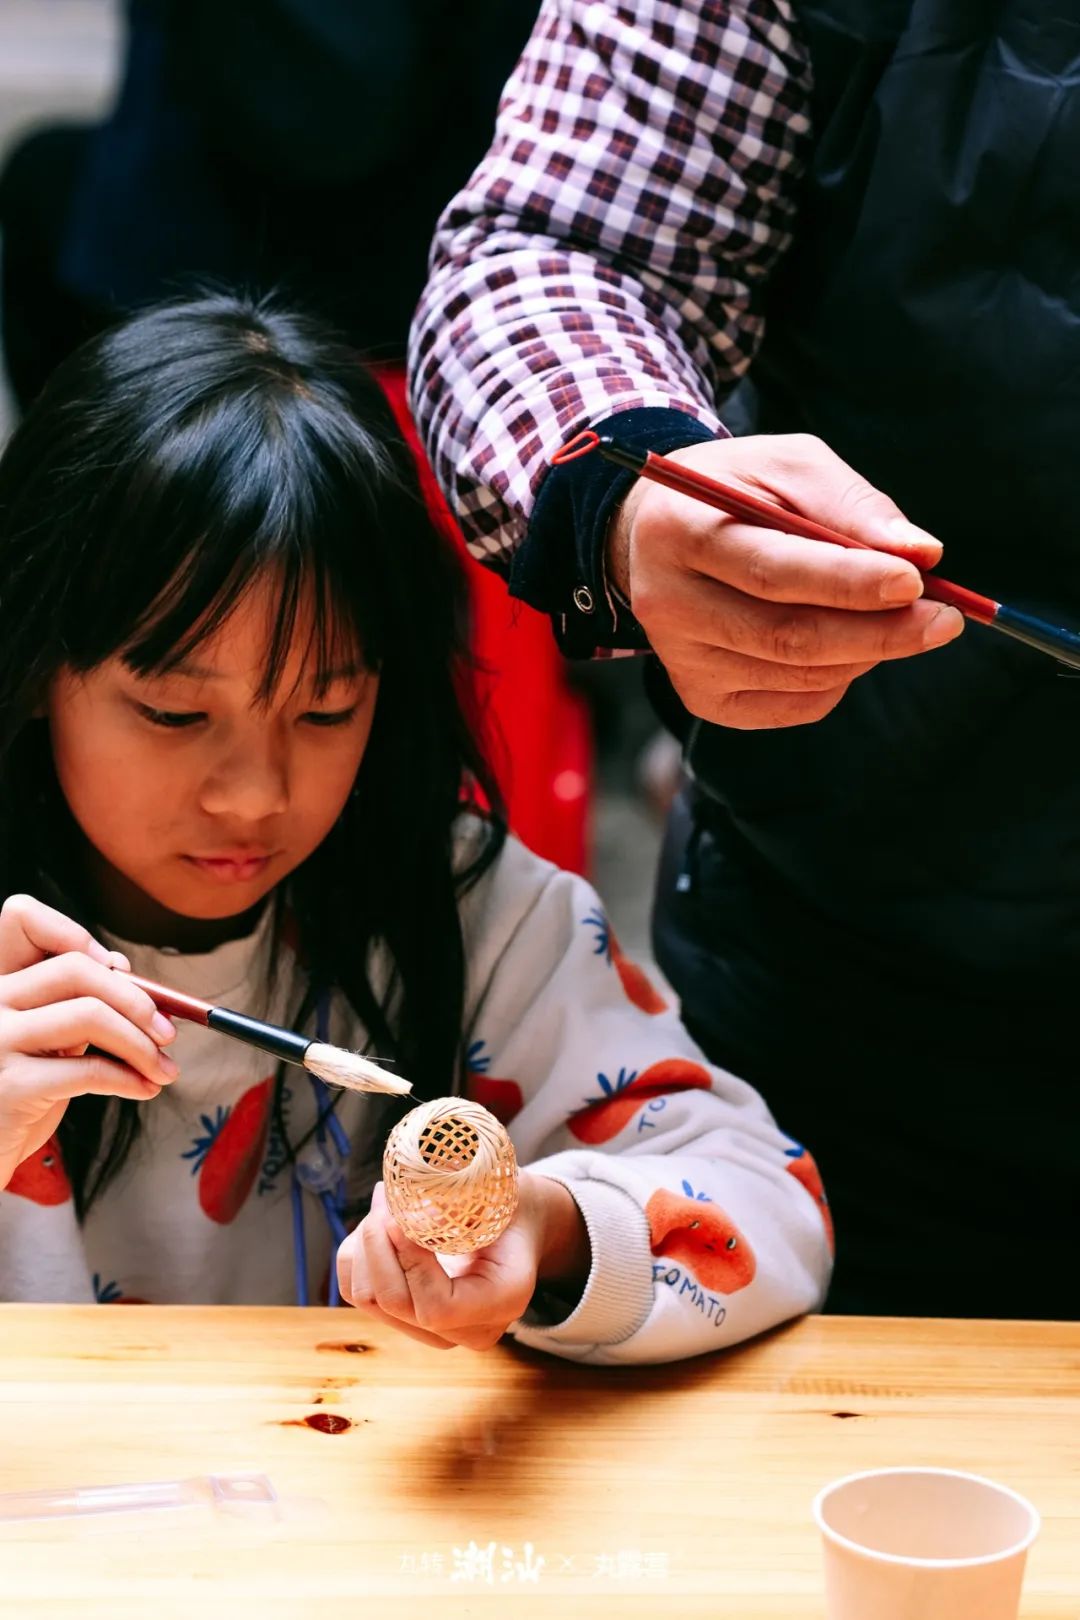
[638,451,999,623]
[127,973,212,1026]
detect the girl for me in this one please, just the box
[0,295,831,1362]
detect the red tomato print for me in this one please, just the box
[465,1040,523,1126]
[5,1136,72,1205]
[583,909,667,1015]
[646,1187,756,1294]
[569,1059,712,1144]
[182,1078,273,1224]
[784,1142,835,1254]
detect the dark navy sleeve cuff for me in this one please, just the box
[511,407,720,657]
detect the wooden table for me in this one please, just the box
[0,1308,1075,1618]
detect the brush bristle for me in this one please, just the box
[303,1042,412,1096]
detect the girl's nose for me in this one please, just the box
[199,743,289,821]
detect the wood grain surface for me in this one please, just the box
[0,1307,1075,1617]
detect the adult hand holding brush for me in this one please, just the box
[606,434,964,731]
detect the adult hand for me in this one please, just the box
[0,895,178,1190]
[338,1174,590,1350]
[608,433,965,729]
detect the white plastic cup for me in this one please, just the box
[812,1467,1040,1620]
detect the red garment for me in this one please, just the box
[376,366,591,876]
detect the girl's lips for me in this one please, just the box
[184,854,275,883]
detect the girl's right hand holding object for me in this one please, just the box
[0,895,178,1191]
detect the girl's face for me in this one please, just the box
[46,577,378,945]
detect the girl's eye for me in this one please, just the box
[137,704,206,729]
[302,707,359,728]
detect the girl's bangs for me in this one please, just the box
[119,530,368,704]
[66,398,386,696]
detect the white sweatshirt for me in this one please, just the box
[0,830,832,1363]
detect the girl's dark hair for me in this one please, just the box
[0,292,505,1216]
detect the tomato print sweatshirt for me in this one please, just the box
[0,830,832,1363]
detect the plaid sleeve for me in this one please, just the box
[408,0,812,624]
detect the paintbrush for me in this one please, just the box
[124,973,412,1096]
[551,430,1080,672]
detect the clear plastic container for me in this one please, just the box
[0,1473,278,1523]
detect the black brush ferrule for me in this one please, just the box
[206,1006,312,1066]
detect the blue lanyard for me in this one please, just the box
[290,992,351,1307]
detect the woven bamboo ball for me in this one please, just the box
[382,1096,519,1253]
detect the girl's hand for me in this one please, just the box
[0,895,178,1189]
[337,1174,591,1350]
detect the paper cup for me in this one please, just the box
[813,1467,1039,1620]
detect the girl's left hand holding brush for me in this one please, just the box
[337,1175,591,1350]
[0,895,179,1191]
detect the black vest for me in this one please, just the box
[667,0,1080,1314]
